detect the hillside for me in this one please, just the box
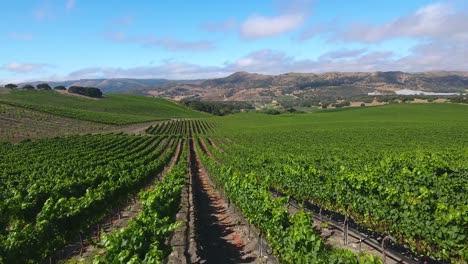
[0,103,115,142]
[145,71,468,101]
[12,71,468,101]
[0,90,209,124]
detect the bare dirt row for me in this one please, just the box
[169,139,273,264]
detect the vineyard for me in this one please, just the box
[198,104,467,263]
[145,119,217,136]
[0,103,466,263]
[0,90,208,124]
[0,103,114,142]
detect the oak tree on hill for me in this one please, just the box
[36,83,52,90]
[4,83,17,89]
[68,86,103,98]
[22,84,35,90]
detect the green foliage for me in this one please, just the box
[68,86,102,98]
[0,90,209,124]
[0,134,177,262]
[182,100,254,116]
[95,145,187,263]
[207,103,468,262]
[4,84,17,89]
[262,108,281,115]
[146,119,217,136]
[196,139,380,264]
[22,84,35,90]
[36,83,52,90]
[54,85,66,90]
[449,95,468,104]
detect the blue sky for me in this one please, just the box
[1,0,467,83]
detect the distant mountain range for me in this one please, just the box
[145,71,468,101]
[18,71,468,101]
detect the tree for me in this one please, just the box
[22,84,35,90]
[36,83,52,90]
[54,86,66,90]
[4,83,17,89]
[68,86,103,98]
[85,87,103,98]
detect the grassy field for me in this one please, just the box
[216,103,468,145]
[0,90,209,124]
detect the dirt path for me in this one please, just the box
[189,139,260,264]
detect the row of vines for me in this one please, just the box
[200,112,468,263]
[0,134,179,263]
[195,137,382,263]
[145,119,216,136]
[95,141,187,263]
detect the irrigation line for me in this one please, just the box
[287,197,433,264]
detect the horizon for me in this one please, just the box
[1,0,467,84]
[7,69,468,85]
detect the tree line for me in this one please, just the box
[2,83,102,98]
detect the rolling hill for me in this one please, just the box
[0,90,209,124]
[17,78,176,93]
[11,71,468,101]
[145,71,468,101]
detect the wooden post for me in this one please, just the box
[258,231,263,257]
[343,214,348,245]
[381,235,394,264]
[79,232,84,256]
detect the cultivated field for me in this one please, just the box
[0,98,466,263]
[0,90,208,124]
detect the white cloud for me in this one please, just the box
[7,42,467,83]
[338,2,468,42]
[7,33,33,41]
[1,63,49,73]
[395,41,468,72]
[201,0,312,39]
[241,13,306,39]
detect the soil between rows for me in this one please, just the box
[189,139,260,264]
